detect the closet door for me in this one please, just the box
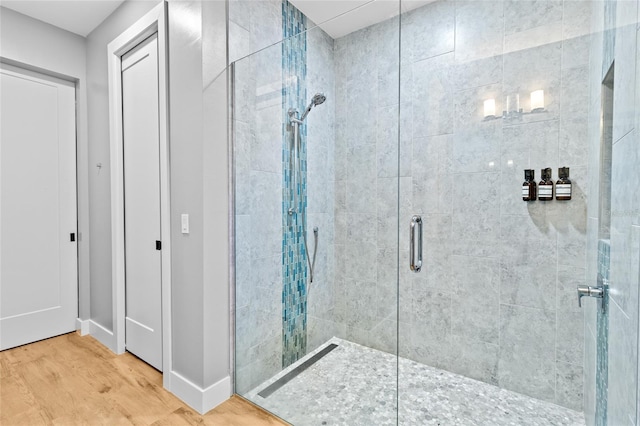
[0,63,78,350]
[121,33,163,371]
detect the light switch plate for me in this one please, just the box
[181,214,189,234]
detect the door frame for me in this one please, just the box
[107,1,172,387]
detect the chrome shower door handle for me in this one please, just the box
[410,215,423,273]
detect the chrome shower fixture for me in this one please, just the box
[289,92,326,123]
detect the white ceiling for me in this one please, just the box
[289,0,433,39]
[0,0,431,41]
[1,0,125,37]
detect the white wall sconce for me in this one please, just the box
[483,98,496,119]
[483,89,546,122]
[530,89,544,112]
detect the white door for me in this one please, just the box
[121,34,163,371]
[0,64,78,350]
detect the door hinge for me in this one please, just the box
[156,240,162,250]
[70,233,76,242]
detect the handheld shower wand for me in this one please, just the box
[288,93,326,285]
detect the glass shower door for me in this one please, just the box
[232,4,402,422]
[395,0,640,424]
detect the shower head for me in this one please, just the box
[311,93,326,106]
[299,92,327,122]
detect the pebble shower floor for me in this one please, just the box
[246,338,585,426]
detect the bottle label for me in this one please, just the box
[556,184,571,195]
[522,186,529,197]
[539,186,553,197]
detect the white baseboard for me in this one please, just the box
[170,371,231,414]
[88,320,116,353]
[76,318,90,336]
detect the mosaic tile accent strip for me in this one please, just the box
[246,338,586,426]
[595,239,610,426]
[281,0,308,368]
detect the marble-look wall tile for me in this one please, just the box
[402,0,455,62]
[412,55,455,137]
[335,279,377,331]
[609,134,640,314]
[504,0,563,35]
[557,310,585,364]
[455,1,504,63]
[229,21,251,64]
[248,0,282,54]
[607,298,639,425]
[228,0,251,32]
[377,183,399,249]
[559,117,589,167]
[412,134,452,214]
[449,336,499,385]
[452,123,502,173]
[235,215,252,309]
[504,21,563,54]
[561,66,590,119]
[500,235,557,310]
[369,317,398,355]
[307,316,341,352]
[562,35,591,70]
[498,304,556,402]
[252,104,283,173]
[452,172,501,242]
[563,0,593,39]
[452,55,503,91]
[250,171,281,259]
[407,288,453,370]
[451,256,500,344]
[611,131,640,232]
[376,248,398,320]
[556,361,584,411]
[377,104,403,178]
[417,241,452,290]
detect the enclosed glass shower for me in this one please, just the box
[231,0,640,424]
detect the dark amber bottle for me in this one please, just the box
[538,168,554,201]
[556,167,572,200]
[522,169,537,201]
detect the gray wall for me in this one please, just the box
[166,0,231,390]
[584,0,640,424]
[0,6,91,322]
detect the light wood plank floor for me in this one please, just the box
[0,332,288,425]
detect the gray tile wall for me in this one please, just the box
[305,27,339,351]
[585,0,640,424]
[231,0,640,417]
[333,0,593,410]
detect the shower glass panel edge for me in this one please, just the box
[231,8,402,422]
